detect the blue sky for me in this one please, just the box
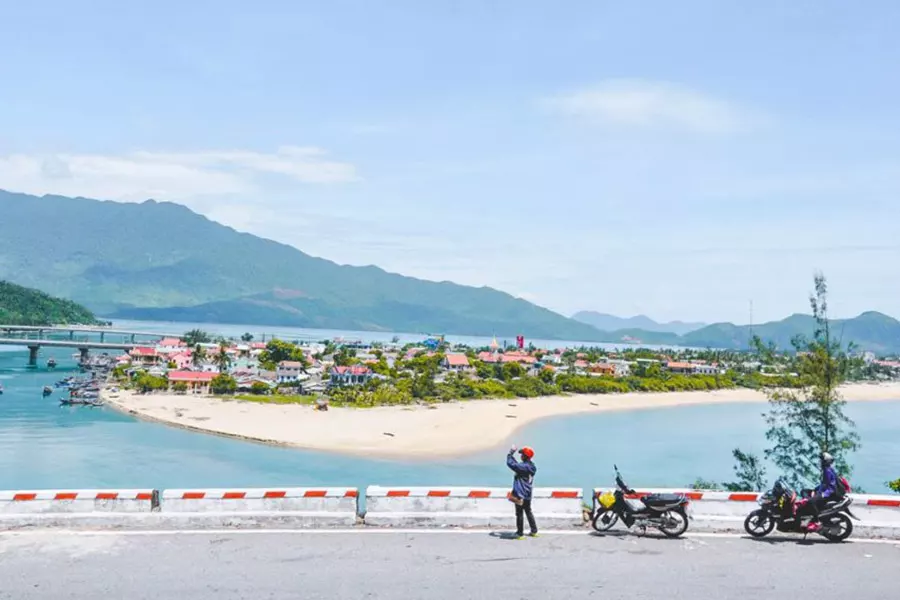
[2,0,899,324]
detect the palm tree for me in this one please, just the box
[191,344,206,369]
[214,341,232,373]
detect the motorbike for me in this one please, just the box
[591,465,692,538]
[743,479,857,542]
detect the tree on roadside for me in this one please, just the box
[763,273,860,488]
[889,479,900,493]
[173,381,189,394]
[182,329,211,346]
[723,449,768,491]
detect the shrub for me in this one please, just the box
[250,381,270,395]
[173,381,188,394]
[210,374,237,395]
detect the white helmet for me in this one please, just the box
[820,451,834,466]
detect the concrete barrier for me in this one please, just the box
[364,486,583,528]
[0,489,154,514]
[159,487,359,527]
[591,488,900,537]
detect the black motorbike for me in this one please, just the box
[591,466,692,538]
[743,479,857,542]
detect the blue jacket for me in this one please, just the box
[507,452,536,500]
[816,465,838,498]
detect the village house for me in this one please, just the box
[442,353,472,372]
[156,338,187,354]
[129,346,161,367]
[692,363,721,375]
[587,363,616,377]
[276,361,308,384]
[500,352,537,365]
[665,361,695,375]
[477,351,500,363]
[167,371,217,394]
[330,365,374,386]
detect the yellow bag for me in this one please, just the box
[598,491,616,509]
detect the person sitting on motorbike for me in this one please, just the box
[805,451,837,533]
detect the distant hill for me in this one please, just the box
[591,311,900,354]
[0,280,98,326]
[680,311,900,354]
[572,311,707,335]
[0,190,603,341]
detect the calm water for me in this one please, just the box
[1,348,898,494]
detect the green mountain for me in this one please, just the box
[0,190,603,340]
[572,311,706,335]
[0,280,98,326]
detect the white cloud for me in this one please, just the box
[0,146,357,202]
[545,79,760,134]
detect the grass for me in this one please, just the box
[233,394,319,405]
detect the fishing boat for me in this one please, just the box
[42,386,53,396]
[47,358,57,369]
[0,383,4,395]
[60,398,103,407]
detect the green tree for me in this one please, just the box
[333,346,357,367]
[241,332,254,342]
[134,372,167,393]
[888,479,900,493]
[259,339,308,370]
[723,449,768,492]
[213,341,232,373]
[763,274,860,488]
[250,381,270,395]
[191,344,206,369]
[501,361,525,381]
[538,367,555,383]
[173,381,189,394]
[182,329,211,346]
[210,374,237,395]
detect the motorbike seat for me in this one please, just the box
[642,493,685,507]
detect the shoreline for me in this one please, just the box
[102,382,900,459]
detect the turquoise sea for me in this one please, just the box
[2,346,899,494]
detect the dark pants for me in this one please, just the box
[515,498,538,535]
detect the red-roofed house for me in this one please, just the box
[130,346,160,366]
[157,338,187,353]
[330,365,373,386]
[500,353,537,365]
[666,361,694,375]
[167,371,216,394]
[477,351,500,363]
[443,353,472,372]
[587,363,616,376]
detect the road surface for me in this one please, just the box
[0,529,897,599]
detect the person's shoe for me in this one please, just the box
[806,522,821,533]
[528,532,539,538]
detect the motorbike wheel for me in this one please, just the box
[821,513,853,542]
[591,509,620,532]
[659,508,689,538]
[744,510,775,538]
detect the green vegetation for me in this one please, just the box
[0,280,98,326]
[0,190,605,340]
[181,329,211,346]
[173,381,189,394]
[258,339,308,370]
[134,372,167,393]
[889,479,900,493]
[235,394,318,405]
[210,374,237,395]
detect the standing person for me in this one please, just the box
[507,445,538,539]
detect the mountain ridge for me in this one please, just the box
[0,189,604,340]
[572,311,707,335]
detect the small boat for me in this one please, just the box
[47,358,57,369]
[60,398,103,407]
[42,386,53,396]
[0,383,4,395]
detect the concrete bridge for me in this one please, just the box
[0,325,172,366]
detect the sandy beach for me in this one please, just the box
[102,382,900,459]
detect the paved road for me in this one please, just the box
[1,530,898,599]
